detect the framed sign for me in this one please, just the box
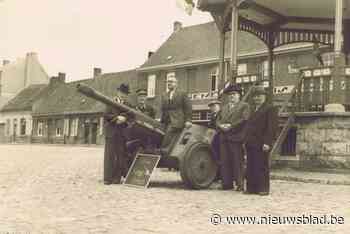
[123,153,161,188]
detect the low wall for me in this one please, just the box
[293,112,350,169]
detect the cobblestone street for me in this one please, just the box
[0,145,349,234]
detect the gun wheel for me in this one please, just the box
[180,142,218,189]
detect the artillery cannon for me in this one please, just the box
[76,83,218,189]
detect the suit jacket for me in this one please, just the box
[245,102,278,148]
[160,89,192,129]
[136,104,156,119]
[104,98,135,138]
[216,101,250,142]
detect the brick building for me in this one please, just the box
[30,69,139,145]
[137,22,325,123]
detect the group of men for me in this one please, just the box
[103,74,191,185]
[103,83,156,185]
[208,85,277,195]
[103,73,277,196]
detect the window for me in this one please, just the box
[55,119,63,136]
[288,57,299,74]
[147,74,156,98]
[210,67,219,91]
[63,119,69,136]
[288,64,299,74]
[70,118,78,136]
[37,121,43,136]
[20,118,26,135]
[99,117,104,135]
[322,52,335,66]
[262,60,275,78]
[166,72,175,92]
[56,127,62,136]
[192,111,201,121]
[237,63,247,75]
[224,62,229,81]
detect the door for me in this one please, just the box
[84,124,89,144]
[13,120,17,142]
[0,123,5,142]
[91,123,98,144]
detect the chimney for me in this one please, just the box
[148,51,154,59]
[93,67,102,78]
[173,21,182,33]
[50,73,66,86]
[2,60,10,66]
[26,52,38,59]
[58,72,66,83]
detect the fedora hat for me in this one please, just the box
[223,84,242,95]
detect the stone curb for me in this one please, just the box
[271,174,350,186]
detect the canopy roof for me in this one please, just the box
[239,0,349,31]
[198,0,350,48]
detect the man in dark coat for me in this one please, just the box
[208,100,221,129]
[135,89,156,118]
[103,83,134,185]
[216,85,250,191]
[245,86,278,195]
[160,74,192,154]
[128,88,157,154]
[208,100,221,163]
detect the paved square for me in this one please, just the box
[0,145,349,234]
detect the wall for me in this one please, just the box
[0,111,33,143]
[32,114,104,145]
[140,48,317,108]
[295,113,350,169]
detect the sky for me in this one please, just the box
[0,0,212,82]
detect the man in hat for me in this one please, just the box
[160,74,192,154]
[135,89,155,118]
[245,86,277,195]
[126,88,157,157]
[208,100,221,164]
[208,100,221,129]
[103,83,134,185]
[216,84,250,191]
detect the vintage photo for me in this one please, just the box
[0,0,349,233]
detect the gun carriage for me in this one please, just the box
[76,83,218,189]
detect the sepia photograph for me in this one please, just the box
[0,0,350,233]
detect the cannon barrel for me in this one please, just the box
[76,83,165,136]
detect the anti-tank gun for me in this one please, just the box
[76,83,218,189]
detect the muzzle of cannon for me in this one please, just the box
[76,83,165,144]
